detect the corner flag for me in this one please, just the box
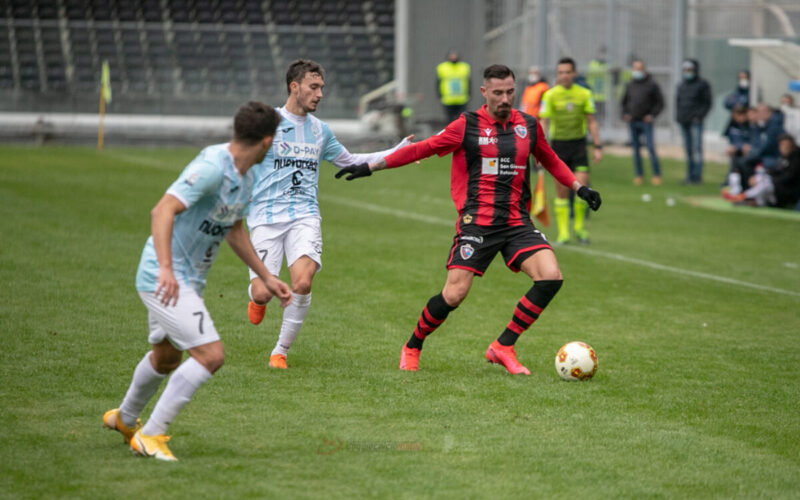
[532,167,549,227]
[101,60,112,104]
[98,60,111,150]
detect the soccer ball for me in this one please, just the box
[555,341,598,381]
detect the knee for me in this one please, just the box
[442,284,469,307]
[201,349,225,374]
[206,355,225,374]
[539,269,563,281]
[291,278,312,295]
[153,356,181,375]
[250,280,272,304]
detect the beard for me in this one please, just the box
[495,105,511,119]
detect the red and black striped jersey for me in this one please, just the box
[384,105,577,227]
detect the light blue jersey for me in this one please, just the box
[248,107,344,226]
[136,143,254,295]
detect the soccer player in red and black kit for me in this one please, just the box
[335,64,601,374]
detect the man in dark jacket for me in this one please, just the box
[676,59,712,184]
[622,59,664,185]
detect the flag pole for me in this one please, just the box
[97,86,105,150]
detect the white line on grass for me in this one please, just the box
[322,194,800,299]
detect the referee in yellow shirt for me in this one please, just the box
[540,57,603,244]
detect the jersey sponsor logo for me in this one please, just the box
[484,127,493,136]
[482,157,499,175]
[277,141,320,160]
[460,235,484,244]
[460,244,474,260]
[478,136,498,145]
[273,158,319,171]
[514,125,528,139]
[198,219,234,237]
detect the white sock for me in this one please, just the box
[141,357,212,436]
[271,292,311,356]
[119,352,166,428]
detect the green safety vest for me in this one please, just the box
[586,59,608,103]
[437,61,470,106]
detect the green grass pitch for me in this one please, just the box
[1,144,799,498]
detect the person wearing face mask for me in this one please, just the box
[520,66,549,118]
[675,59,712,184]
[724,70,751,111]
[621,59,664,185]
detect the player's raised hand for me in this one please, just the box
[577,186,602,211]
[266,275,292,307]
[334,163,372,181]
[156,267,180,306]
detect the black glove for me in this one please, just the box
[577,186,602,211]
[334,163,372,181]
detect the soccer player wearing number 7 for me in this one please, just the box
[103,102,292,461]
[336,65,602,374]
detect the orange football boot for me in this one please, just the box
[399,345,421,371]
[248,301,266,325]
[269,354,287,369]
[485,340,531,375]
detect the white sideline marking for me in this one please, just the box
[322,194,800,299]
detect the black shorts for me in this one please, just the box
[551,138,589,173]
[446,223,552,276]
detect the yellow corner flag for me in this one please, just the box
[532,167,549,227]
[101,60,112,104]
[98,60,111,150]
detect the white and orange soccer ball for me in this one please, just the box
[555,342,598,381]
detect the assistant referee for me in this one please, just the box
[540,57,603,244]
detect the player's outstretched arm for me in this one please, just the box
[151,194,187,306]
[225,221,292,307]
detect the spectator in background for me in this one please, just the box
[621,59,664,186]
[675,59,712,184]
[586,46,609,123]
[722,105,752,192]
[436,50,471,125]
[745,103,784,171]
[724,134,800,209]
[724,70,751,111]
[519,66,549,117]
[780,93,800,144]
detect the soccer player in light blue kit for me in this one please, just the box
[246,59,412,369]
[103,102,292,461]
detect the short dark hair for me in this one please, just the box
[557,57,576,71]
[778,133,797,147]
[233,101,280,145]
[483,64,515,82]
[286,59,324,94]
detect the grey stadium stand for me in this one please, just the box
[0,0,395,118]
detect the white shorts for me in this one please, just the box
[248,216,322,281]
[138,287,220,351]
